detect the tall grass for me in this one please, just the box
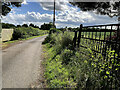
[43,31,120,89]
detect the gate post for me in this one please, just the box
[73,31,77,48]
[77,24,83,48]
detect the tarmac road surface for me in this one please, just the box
[2,35,47,88]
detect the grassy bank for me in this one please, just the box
[2,34,48,49]
[42,31,119,88]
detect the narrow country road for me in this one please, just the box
[2,35,47,88]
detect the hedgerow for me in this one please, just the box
[12,27,48,40]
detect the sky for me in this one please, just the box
[2,0,118,28]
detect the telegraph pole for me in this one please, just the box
[118,4,120,24]
[53,0,55,27]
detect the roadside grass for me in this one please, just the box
[43,44,77,88]
[42,31,119,88]
[42,33,77,88]
[2,34,48,49]
[2,26,49,49]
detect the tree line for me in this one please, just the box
[2,22,56,30]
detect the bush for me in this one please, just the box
[42,35,51,44]
[12,27,48,40]
[61,49,74,65]
[50,28,62,33]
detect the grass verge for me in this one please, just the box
[42,32,119,89]
[2,34,48,49]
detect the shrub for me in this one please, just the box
[61,49,74,65]
[50,28,62,33]
[42,35,51,44]
[12,27,48,40]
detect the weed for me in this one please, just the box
[43,31,120,89]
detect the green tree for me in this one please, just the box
[29,23,40,28]
[41,22,56,30]
[17,25,21,27]
[22,24,28,27]
[70,1,120,45]
[2,23,16,28]
[29,23,34,27]
[2,2,22,16]
[34,25,39,28]
[70,2,120,18]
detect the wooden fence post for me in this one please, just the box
[73,31,77,47]
[77,24,83,48]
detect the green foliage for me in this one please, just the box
[44,46,77,88]
[61,49,74,65]
[29,23,35,27]
[43,32,77,88]
[2,2,21,16]
[68,47,120,89]
[2,23,16,28]
[29,23,39,28]
[17,25,21,27]
[22,24,28,27]
[41,22,56,30]
[43,31,119,89]
[70,2,120,17]
[12,27,48,40]
[42,35,51,44]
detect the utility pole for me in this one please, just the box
[118,4,120,24]
[53,0,55,27]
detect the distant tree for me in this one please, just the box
[59,28,64,31]
[29,23,40,28]
[2,2,22,16]
[17,25,21,27]
[29,23,34,27]
[68,27,72,31]
[34,25,39,28]
[22,24,28,27]
[2,23,15,28]
[41,22,56,30]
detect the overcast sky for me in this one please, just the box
[2,0,118,28]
